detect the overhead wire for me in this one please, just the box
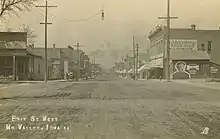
[32,7,103,23]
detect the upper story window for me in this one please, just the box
[208,41,212,52]
[201,44,205,51]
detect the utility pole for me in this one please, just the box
[136,44,139,78]
[36,1,57,83]
[158,0,178,82]
[73,42,83,81]
[126,54,129,79]
[132,36,136,80]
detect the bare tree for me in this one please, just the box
[0,0,38,19]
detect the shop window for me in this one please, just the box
[208,41,212,52]
[201,44,205,51]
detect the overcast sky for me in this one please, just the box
[1,0,220,54]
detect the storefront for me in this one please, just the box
[171,60,210,79]
[138,63,149,79]
[0,48,43,81]
[170,51,211,79]
[148,58,163,79]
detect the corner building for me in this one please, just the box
[148,25,220,79]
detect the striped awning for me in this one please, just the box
[138,64,150,72]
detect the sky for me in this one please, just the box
[1,0,220,68]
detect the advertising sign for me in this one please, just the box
[211,67,219,74]
[188,69,197,74]
[187,64,199,70]
[187,64,199,74]
[171,61,191,79]
[166,40,197,51]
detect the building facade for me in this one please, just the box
[148,25,220,79]
[0,32,47,81]
[30,44,91,80]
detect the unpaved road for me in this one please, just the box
[0,73,220,139]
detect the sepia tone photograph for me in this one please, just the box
[0,0,220,138]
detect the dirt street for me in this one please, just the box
[0,73,220,139]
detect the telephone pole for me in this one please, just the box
[132,36,136,80]
[36,1,57,83]
[126,54,129,78]
[73,42,83,81]
[136,44,139,78]
[158,0,178,82]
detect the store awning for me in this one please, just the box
[138,64,150,72]
[149,58,163,69]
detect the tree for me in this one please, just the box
[19,24,37,46]
[0,0,37,19]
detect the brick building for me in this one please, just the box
[148,25,220,79]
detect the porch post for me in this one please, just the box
[24,60,26,80]
[12,56,16,81]
[15,57,18,80]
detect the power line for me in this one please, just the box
[32,7,56,20]
[61,10,102,22]
[33,8,103,23]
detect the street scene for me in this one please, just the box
[0,0,220,138]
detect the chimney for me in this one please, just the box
[191,24,196,30]
[53,44,55,48]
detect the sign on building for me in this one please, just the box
[187,64,199,70]
[0,32,27,49]
[166,40,197,51]
[187,64,199,74]
[211,67,218,74]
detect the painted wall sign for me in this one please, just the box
[166,40,197,51]
[188,69,197,74]
[171,61,191,79]
[187,64,199,70]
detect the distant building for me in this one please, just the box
[148,25,220,79]
[137,52,150,79]
[30,44,90,79]
[0,32,91,81]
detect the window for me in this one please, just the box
[201,44,205,51]
[208,41,212,52]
